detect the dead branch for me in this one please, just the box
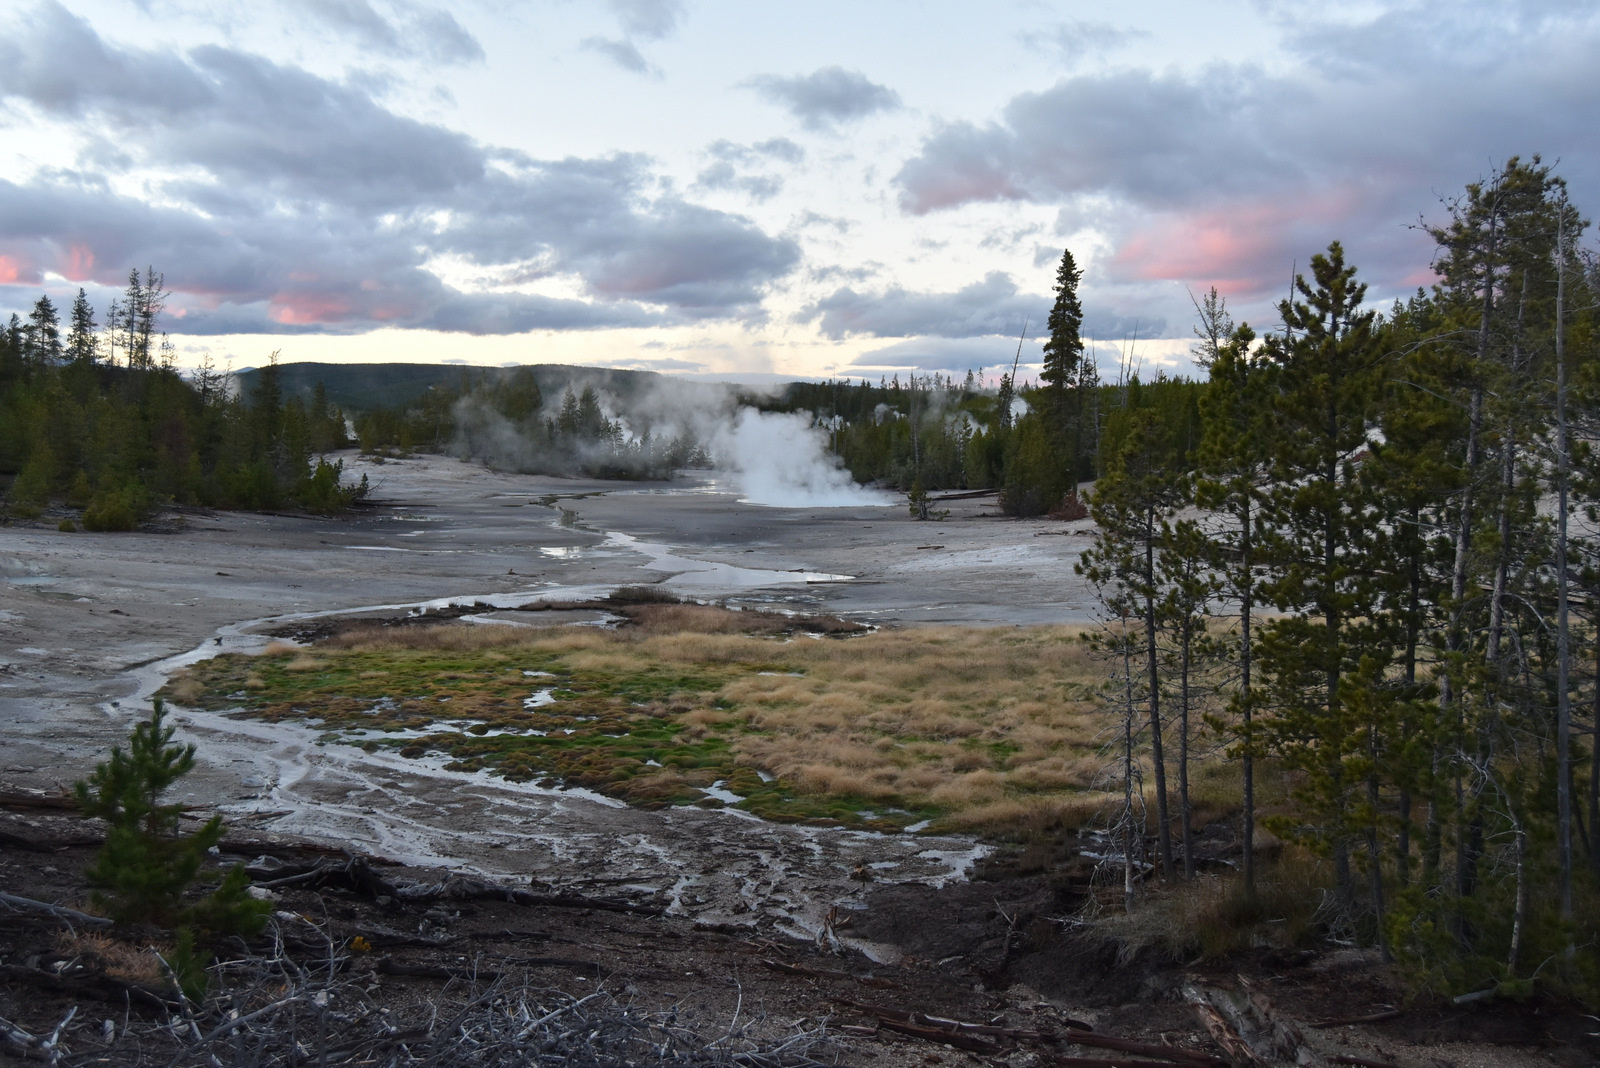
[875,1016,1002,1054]
[1306,1010,1401,1028]
[0,890,112,928]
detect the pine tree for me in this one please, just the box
[74,700,269,933]
[1041,248,1085,467]
[1255,243,1391,923]
[1081,405,1189,880]
[1195,294,1277,891]
[27,294,61,366]
[66,287,98,365]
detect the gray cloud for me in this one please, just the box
[850,336,1035,373]
[1023,20,1149,69]
[895,2,1600,303]
[607,0,684,41]
[0,3,800,333]
[581,36,656,75]
[583,0,684,74]
[693,138,804,201]
[744,66,901,132]
[285,0,484,65]
[801,272,1041,340]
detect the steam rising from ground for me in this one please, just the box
[450,371,890,508]
[712,408,890,508]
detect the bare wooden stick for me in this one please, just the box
[0,890,112,928]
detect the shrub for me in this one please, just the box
[74,699,270,936]
[57,517,76,532]
[8,453,51,518]
[82,483,146,532]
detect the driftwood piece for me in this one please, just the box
[1183,983,1270,1068]
[875,1017,1002,1054]
[1238,974,1325,1067]
[0,790,78,812]
[1307,1010,1402,1028]
[0,890,112,928]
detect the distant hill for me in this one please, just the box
[232,362,684,414]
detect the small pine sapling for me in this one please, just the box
[74,700,269,936]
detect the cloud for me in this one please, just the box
[693,138,804,201]
[1023,20,1149,69]
[894,2,1600,303]
[744,66,901,131]
[607,0,684,41]
[850,336,1036,373]
[583,0,684,74]
[0,3,800,333]
[581,36,656,75]
[285,0,484,65]
[801,272,1041,340]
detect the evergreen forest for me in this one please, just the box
[0,269,358,529]
[1072,157,1600,1001]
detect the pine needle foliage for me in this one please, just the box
[74,700,269,935]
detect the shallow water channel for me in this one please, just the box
[126,525,985,956]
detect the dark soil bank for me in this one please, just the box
[2,807,1593,1067]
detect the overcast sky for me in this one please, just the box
[1,0,1596,380]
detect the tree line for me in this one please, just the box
[1080,157,1597,1002]
[0,270,360,529]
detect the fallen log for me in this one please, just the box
[876,1017,1001,1054]
[1182,983,1271,1068]
[1307,1010,1402,1028]
[0,891,112,928]
[1238,974,1324,1067]
[1065,1029,1231,1068]
[0,790,78,811]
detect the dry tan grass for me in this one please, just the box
[164,670,207,706]
[290,619,1210,834]
[58,932,167,987]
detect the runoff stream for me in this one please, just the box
[121,510,987,963]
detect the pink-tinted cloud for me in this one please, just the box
[1109,190,1364,298]
[63,243,94,279]
[0,252,40,285]
[270,293,352,325]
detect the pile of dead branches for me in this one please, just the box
[0,910,836,1067]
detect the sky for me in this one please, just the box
[1,0,1596,381]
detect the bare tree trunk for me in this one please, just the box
[1554,199,1574,920]
[1507,803,1529,975]
[1122,608,1138,913]
[1240,502,1256,892]
[1145,531,1174,882]
[1179,619,1195,879]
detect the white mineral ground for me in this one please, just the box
[0,452,1096,956]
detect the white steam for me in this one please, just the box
[713,408,891,508]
